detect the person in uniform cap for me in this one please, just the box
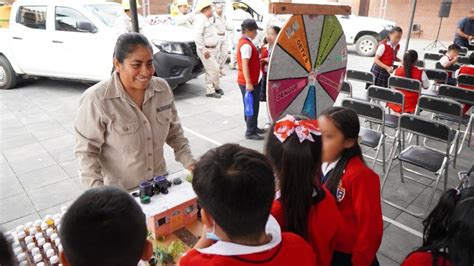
[115,0,142,35]
[174,0,194,28]
[213,3,233,76]
[194,0,223,98]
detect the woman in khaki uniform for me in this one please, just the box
[74,33,195,190]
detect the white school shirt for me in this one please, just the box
[240,36,253,59]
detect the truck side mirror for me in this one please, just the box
[76,21,97,33]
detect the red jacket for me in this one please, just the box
[387,66,423,113]
[402,251,452,266]
[378,40,399,67]
[179,232,316,266]
[237,37,260,85]
[271,186,342,266]
[260,45,269,75]
[327,156,383,266]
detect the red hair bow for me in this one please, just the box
[273,115,321,143]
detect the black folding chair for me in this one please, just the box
[388,76,422,97]
[438,85,474,155]
[458,56,471,65]
[435,62,460,75]
[459,47,469,56]
[342,98,386,172]
[346,69,375,85]
[423,53,443,61]
[340,80,352,97]
[367,85,404,129]
[415,96,463,167]
[381,114,455,217]
[457,74,474,88]
[424,69,448,84]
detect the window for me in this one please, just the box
[184,204,195,214]
[55,7,94,32]
[17,6,47,30]
[171,210,181,217]
[157,217,167,226]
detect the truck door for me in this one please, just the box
[10,5,51,75]
[48,6,114,80]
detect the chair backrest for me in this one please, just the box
[435,62,460,72]
[388,76,421,93]
[415,60,425,68]
[346,69,375,84]
[459,47,468,56]
[412,24,421,31]
[438,84,474,106]
[424,69,448,84]
[416,96,463,124]
[457,74,474,87]
[340,81,352,95]
[424,53,443,61]
[342,98,384,125]
[438,49,447,55]
[367,85,404,106]
[458,56,471,65]
[399,114,452,144]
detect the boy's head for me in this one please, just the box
[241,19,261,40]
[192,144,275,242]
[59,186,152,266]
[447,43,461,57]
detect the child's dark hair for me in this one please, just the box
[192,144,275,242]
[389,26,403,35]
[320,107,364,197]
[264,115,324,240]
[411,187,474,266]
[447,43,461,52]
[402,50,418,79]
[114,32,153,63]
[0,231,15,266]
[60,186,147,266]
[269,25,281,35]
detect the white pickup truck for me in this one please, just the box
[0,0,204,90]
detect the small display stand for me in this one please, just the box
[133,170,199,240]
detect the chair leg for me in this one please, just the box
[426,163,445,215]
[372,141,382,170]
[381,140,398,193]
[400,161,405,183]
[444,158,449,192]
[458,115,473,154]
[382,136,386,173]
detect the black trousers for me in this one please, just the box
[239,83,261,136]
[332,251,380,266]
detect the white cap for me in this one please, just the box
[16,253,27,261]
[41,222,48,231]
[17,230,26,240]
[46,248,55,258]
[33,253,43,262]
[50,233,58,241]
[46,228,54,236]
[37,237,46,246]
[43,243,53,252]
[50,255,59,264]
[32,247,41,255]
[27,242,36,251]
[35,232,43,239]
[25,236,33,244]
[13,247,23,255]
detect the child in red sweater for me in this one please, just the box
[179,144,316,266]
[402,187,474,266]
[264,114,342,266]
[318,107,383,266]
[259,26,280,102]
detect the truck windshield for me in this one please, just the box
[84,4,149,27]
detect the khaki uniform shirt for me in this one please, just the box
[175,13,194,28]
[194,13,219,54]
[213,13,232,36]
[74,73,194,190]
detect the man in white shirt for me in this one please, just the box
[213,3,233,76]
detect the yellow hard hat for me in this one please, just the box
[196,0,212,12]
[176,0,189,8]
[122,0,141,10]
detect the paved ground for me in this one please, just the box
[0,39,472,264]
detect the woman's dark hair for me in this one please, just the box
[113,32,153,63]
[269,25,281,35]
[411,187,474,266]
[320,107,364,197]
[402,50,418,79]
[264,114,324,239]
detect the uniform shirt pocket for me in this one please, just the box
[111,120,142,153]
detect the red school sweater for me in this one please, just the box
[401,251,452,266]
[179,232,316,266]
[328,156,383,266]
[271,186,342,266]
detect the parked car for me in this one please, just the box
[0,0,204,90]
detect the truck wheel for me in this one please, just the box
[0,55,17,90]
[355,35,378,57]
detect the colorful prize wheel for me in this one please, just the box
[267,15,347,121]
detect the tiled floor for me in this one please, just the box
[0,39,472,264]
